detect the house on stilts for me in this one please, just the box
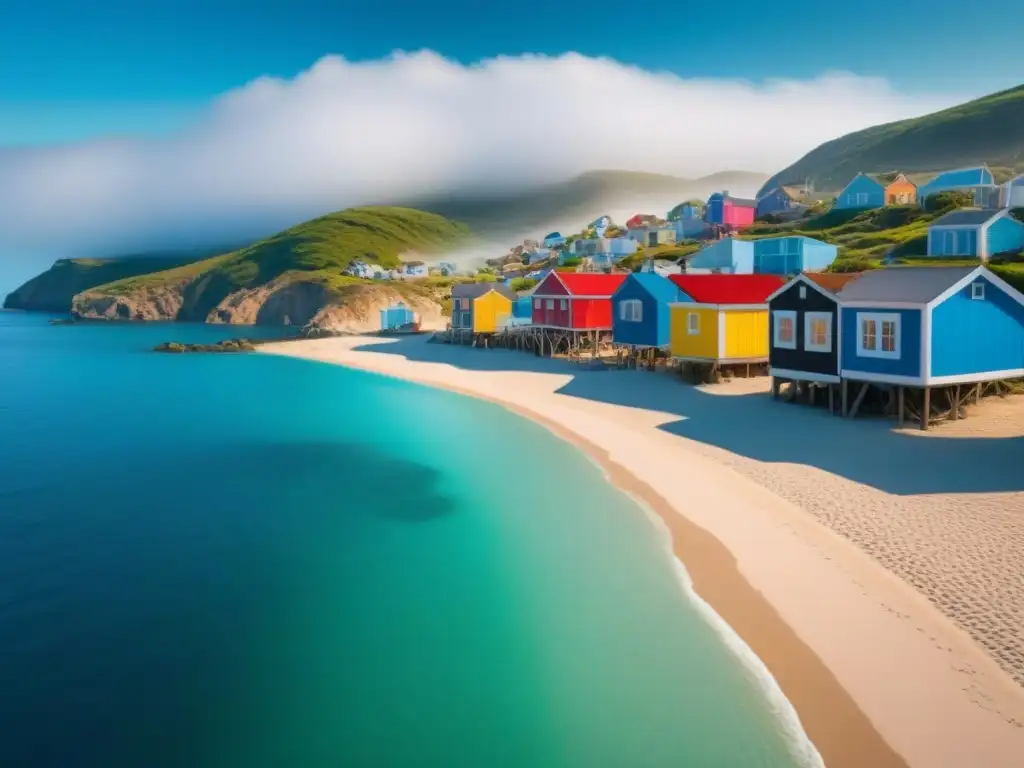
[666,274,785,380]
[610,271,688,367]
[449,283,517,345]
[836,265,1024,428]
[530,271,628,357]
[766,272,864,409]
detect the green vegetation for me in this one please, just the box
[3,253,210,312]
[509,277,538,292]
[760,84,1024,195]
[86,207,471,320]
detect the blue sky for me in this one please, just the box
[2,0,1022,145]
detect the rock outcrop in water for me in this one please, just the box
[153,339,258,353]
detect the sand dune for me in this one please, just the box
[259,334,1024,768]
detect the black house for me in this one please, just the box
[767,272,863,384]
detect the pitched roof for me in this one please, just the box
[930,208,1005,227]
[451,282,517,301]
[804,272,864,295]
[668,274,785,304]
[921,165,993,189]
[624,272,684,303]
[723,195,757,207]
[835,266,977,303]
[558,272,629,296]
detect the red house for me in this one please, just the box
[531,272,628,329]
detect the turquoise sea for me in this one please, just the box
[0,311,817,767]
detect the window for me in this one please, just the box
[856,192,869,205]
[620,299,643,322]
[534,298,541,309]
[687,312,700,335]
[773,310,797,349]
[798,285,807,300]
[943,230,957,255]
[856,312,900,359]
[804,312,832,353]
[560,299,568,310]
[971,282,985,300]
[545,299,554,310]
[460,312,470,327]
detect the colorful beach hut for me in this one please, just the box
[687,238,755,274]
[837,266,1024,427]
[379,302,418,331]
[611,272,688,350]
[917,166,999,208]
[704,193,756,229]
[766,272,863,386]
[667,275,785,370]
[450,283,517,335]
[530,272,628,356]
[752,236,838,275]
[926,208,1024,260]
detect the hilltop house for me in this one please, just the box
[625,213,661,230]
[752,236,838,275]
[926,209,1024,260]
[591,215,612,237]
[755,186,809,219]
[834,173,886,210]
[543,232,566,249]
[668,202,703,221]
[645,226,678,247]
[674,217,712,240]
[917,166,1000,208]
[399,261,428,278]
[883,173,917,205]
[1002,175,1024,208]
[704,192,756,229]
[687,238,755,274]
[345,259,375,279]
[527,248,552,265]
[438,261,458,276]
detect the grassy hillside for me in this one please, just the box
[87,206,472,320]
[760,84,1024,196]
[3,254,205,312]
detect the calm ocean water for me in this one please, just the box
[0,311,815,767]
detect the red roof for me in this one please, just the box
[557,272,629,296]
[668,274,785,304]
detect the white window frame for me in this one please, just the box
[856,312,901,360]
[798,285,807,299]
[772,310,797,349]
[687,312,700,335]
[804,311,832,353]
[620,299,643,322]
[545,299,554,310]
[971,282,985,300]
[533,298,541,309]
[559,299,568,310]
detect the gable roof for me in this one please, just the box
[805,272,863,294]
[543,231,563,239]
[558,272,628,296]
[835,266,977,304]
[723,195,757,207]
[620,272,685,303]
[929,208,1006,227]
[920,165,993,189]
[668,274,785,304]
[881,173,915,188]
[841,172,886,191]
[451,283,517,301]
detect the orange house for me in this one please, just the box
[884,173,917,205]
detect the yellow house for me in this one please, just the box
[667,275,784,362]
[450,283,517,333]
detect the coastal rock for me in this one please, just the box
[302,288,446,336]
[153,339,257,353]
[72,285,185,321]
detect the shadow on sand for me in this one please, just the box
[351,334,1024,497]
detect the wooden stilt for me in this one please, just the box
[974,383,981,404]
[897,387,905,426]
[771,377,781,398]
[828,384,835,415]
[950,385,961,420]
[921,387,931,431]
[841,379,849,416]
[849,382,869,418]
[808,384,816,406]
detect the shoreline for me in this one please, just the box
[258,335,1024,768]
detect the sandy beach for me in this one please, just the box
[259,334,1024,768]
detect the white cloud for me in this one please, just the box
[0,50,958,266]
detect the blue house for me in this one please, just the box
[380,302,417,330]
[753,236,838,275]
[837,266,1024,390]
[543,232,566,248]
[917,166,999,207]
[687,238,755,273]
[755,186,808,218]
[926,209,1024,260]
[834,173,886,210]
[590,215,612,237]
[611,272,688,349]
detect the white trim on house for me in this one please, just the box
[770,368,840,384]
[840,370,925,386]
[928,368,1024,386]
[855,311,902,359]
[717,310,726,358]
[971,282,985,300]
[922,304,932,382]
[804,311,833,353]
[765,273,838,303]
[926,265,1024,311]
[619,298,643,322]
[772,310,797,349]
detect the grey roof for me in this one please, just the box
[451,282,517,300]
[724,195,757,207]
[930,208,1004,227]
[836,266,977,304]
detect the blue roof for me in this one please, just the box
[625,272,685,302]
[544,231,563,239]
[921,166,993,189]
